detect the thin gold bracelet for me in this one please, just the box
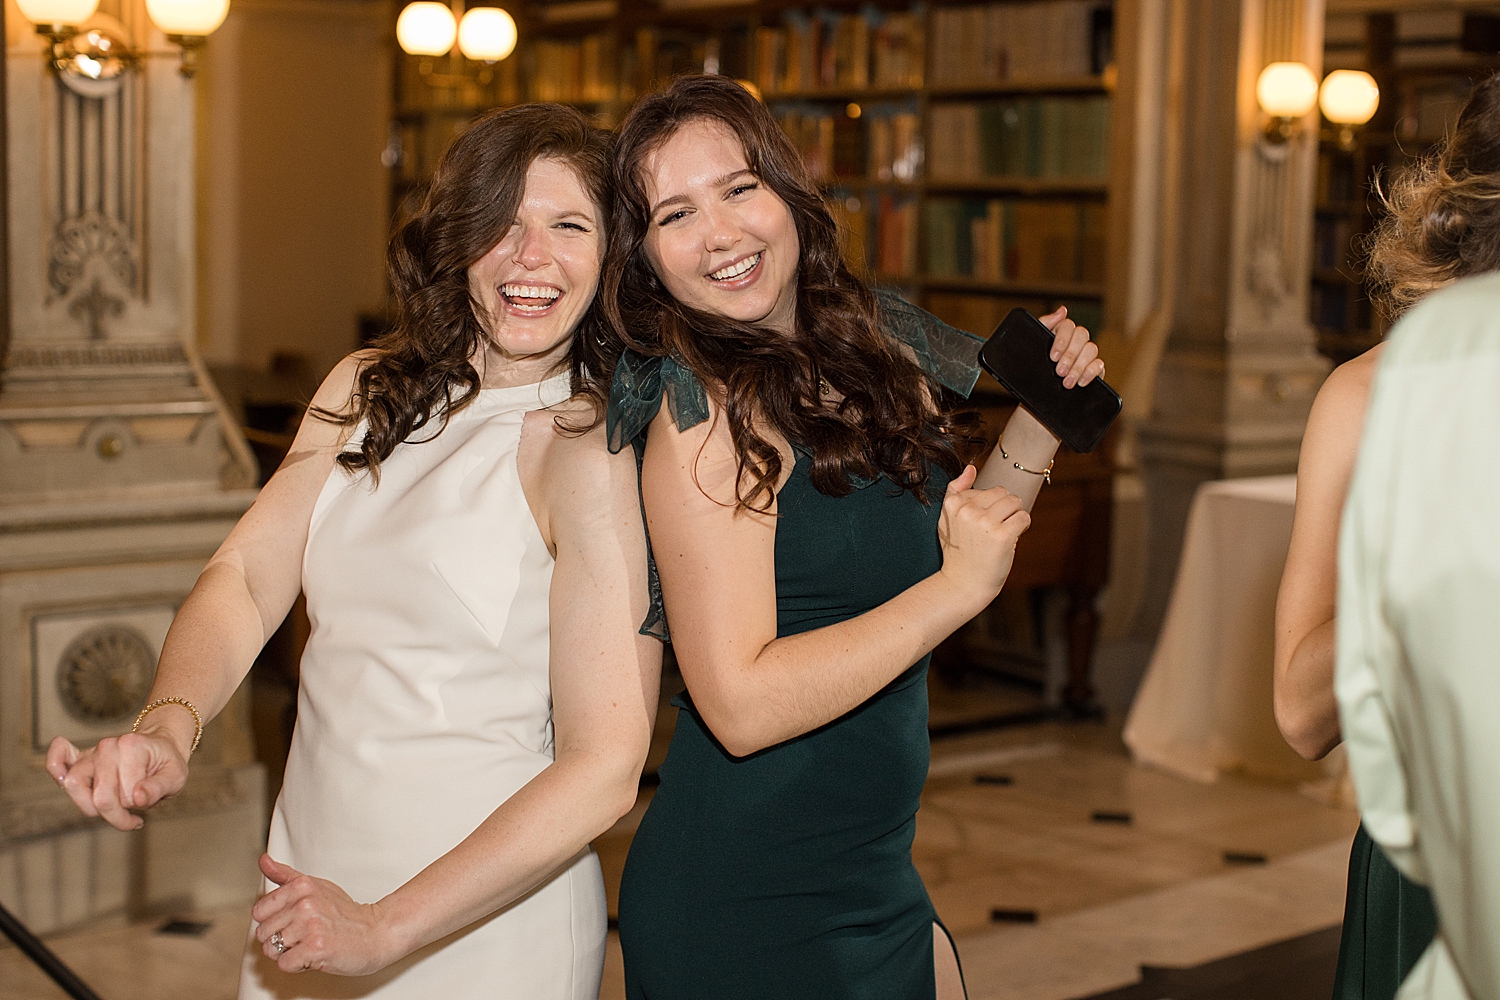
[998,437,1053,485]
[132,697,203,755]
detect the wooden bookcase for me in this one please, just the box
[391,0,1122,712]
[1313,8,1500,365]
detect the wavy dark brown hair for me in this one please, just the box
[601,75,963,511]
[1367,72,1500,319]
[321,103,615,477]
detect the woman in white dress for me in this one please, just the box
[45,104,660,999]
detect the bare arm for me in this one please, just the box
[1274,346,1382,760]
[46,354,367,829]
[644,397,1029,759]
[249,417,661,976]
[973,307,1104,505]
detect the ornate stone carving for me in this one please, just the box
[48,212,138,302]
[56,624,155,723]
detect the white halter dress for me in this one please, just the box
[239,373,605,1000]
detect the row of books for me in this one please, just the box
[926,292,1103,341]
[778,106,922,182]
[752,10,925,95]
[1313,216,1357,271]
[924,198,1107,284]
[930,1,1114,86]
[528,33,619,103]
[928,97,1111,182]
[827,191,921,277]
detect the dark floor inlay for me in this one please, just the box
[156,919,212,937]
[989,908,1038,924]
[1090,810,1132,824]
[1222,851,1268,865]
[974,774,1014,786]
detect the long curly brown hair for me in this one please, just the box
[1367,72,1500,319]
[323,103,615,477]
[600,75,963,511]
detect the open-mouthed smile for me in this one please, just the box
[500,283,563,316]
[706,251,763,286]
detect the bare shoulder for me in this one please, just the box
[521,400,640,524]
[308,349,379,416]
[1304,344,1385,450]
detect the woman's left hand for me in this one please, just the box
[251,854,399,976]
[1039,306,1105,389]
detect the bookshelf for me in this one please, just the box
[391,0,1118,341]
[1313,8,1500,364]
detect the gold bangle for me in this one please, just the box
[998,437,1053,485]
[132,697,203,755]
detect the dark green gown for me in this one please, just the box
[606,294,984,1000]
[1332,824,1438,1000]
[618,452,954,1000]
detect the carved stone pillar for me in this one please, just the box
[1135,0,1330,637]
[0,0,264,933]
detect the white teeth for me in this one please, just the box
[501,284,561,300]
[709,253,761,281]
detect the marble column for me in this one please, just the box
[1134,0,1330,638]
[0,0,264,933]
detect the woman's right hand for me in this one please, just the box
[937,464,1032,610]
[46,730,190,832]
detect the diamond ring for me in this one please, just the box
[270,932,286,954]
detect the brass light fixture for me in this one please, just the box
[1319,70,1380,152]
[17,0,230,83]
[1256,61,1320,144]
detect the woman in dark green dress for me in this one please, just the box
[1274,70,1500,1000]
[598,76,1105,1000]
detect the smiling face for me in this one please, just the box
[640,120,801,336]
[467,156,602,385]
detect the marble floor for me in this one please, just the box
[0,679,1358,1000]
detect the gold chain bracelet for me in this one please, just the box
[998,437,1054,485]
[132,697,203,755]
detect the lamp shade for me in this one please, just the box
[15,0,100,26]
[1256,61,1319,118]
[145,0,229,36]
[1320,70,1380,126]
[397,2,457,57]
[458,6,516,62]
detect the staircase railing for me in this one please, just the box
[0,901,104,1000]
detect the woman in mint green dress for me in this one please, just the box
[600,75,1105,1000]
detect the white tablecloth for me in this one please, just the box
[1124,475,1334,786]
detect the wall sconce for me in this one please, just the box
[1256,61,1319,144]
[457,7,517,63]
[398,3,518,76]
[1319,70,1380,152]
[397,2,459,63]
[146,0,231,77]
[17,0,229,82]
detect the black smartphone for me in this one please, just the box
[977,308,1122,454]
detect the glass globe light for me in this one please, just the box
[397,2,457,58]
[1319,70,1380,126]
[145,0,229,36]
[458,6,516,63]
[15,0,100,27]
[1256,62,1319,119]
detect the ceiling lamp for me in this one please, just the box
[1256,61,1319,143]
[397,2,458,58]
[1320,69,1380,151]
[457,6,516,63]
[145,0,230,77]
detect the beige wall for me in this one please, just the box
[197,0,392,383]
